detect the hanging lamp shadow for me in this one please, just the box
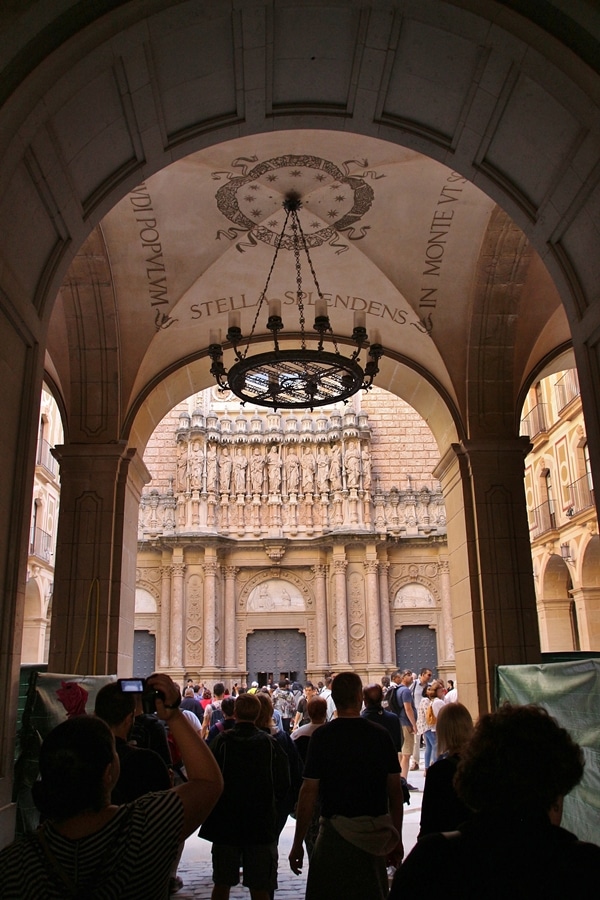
[209,192,383,410]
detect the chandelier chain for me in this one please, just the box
[239,206,292,361]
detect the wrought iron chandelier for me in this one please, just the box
[208,192,383,410]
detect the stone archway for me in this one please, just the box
[3,2,600,843]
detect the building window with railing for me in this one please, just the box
[554,369,580,413]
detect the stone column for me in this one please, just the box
[170,560,186,669]
[333,553,349,666]
[223,565,239,669]
[537,595,576,651]
[434,438,540,714]
[49,442,150,675]
[203,558,219,667]
[364,557,381,667]
[378,560,393,666]
[564,586,600,651]
[438,558,454,661]
[159,561,172,667]
[312,564,329,670]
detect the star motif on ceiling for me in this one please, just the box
[215,154,375,250]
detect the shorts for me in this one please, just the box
[211,842,278,892]
[401,725,415,756]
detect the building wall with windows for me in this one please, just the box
[21,387,63,664]
[521,370,599,652]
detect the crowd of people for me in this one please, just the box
[0,668,598,899]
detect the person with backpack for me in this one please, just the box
[417,680,444,771]
[272,679,297,734]
[202,682,226,740]
[388,670,418,786]
[206,696,236,746]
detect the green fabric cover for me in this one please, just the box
[496,658,600,843]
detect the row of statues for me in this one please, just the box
[176,440,371,496]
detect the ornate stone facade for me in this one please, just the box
[135,388,453,685]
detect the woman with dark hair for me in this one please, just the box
[390,703,600,899]
[0,673,223,899]
[418,701,473,837]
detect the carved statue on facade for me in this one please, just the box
[285,448,300,493]
[301,446,316,493]
[317,446,330,492]
[206,444,218,492]
[190,450,203,490]
[250,447,265,494]
[219,446,232,494]
[345,440,361,489]
[176,442,188,492]
[329,443,342,491]
[361,444,372,491]
[234,448,248,493]
[267,445,282,493]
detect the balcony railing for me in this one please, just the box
[528,500,556,539]
[29,526,54,562]
[36,438,58,477]
[555,370,580,413]
[520,403,548,439]
[566,474,595,515]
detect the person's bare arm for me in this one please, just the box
[403,700,416,732]
[201,705,212,740]
[288,778,319,875]
[386,772,405,867]
[147,674,223,840]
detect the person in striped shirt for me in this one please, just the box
[0,673,223,899]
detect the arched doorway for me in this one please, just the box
[3,3,600,844]
[247,630,307,687]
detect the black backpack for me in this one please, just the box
[385,684,402,716]
[210,700,224,726]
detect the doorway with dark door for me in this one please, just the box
[247,629,306,687]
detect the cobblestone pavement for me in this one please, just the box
[173,768,424,898]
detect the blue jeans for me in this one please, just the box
[424,729,437,768]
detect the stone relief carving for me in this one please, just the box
[247,579,306,612]
[394,582,436,608]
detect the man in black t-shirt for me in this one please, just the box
[289,672,404,900]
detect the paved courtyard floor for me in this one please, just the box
[174,767,425,898]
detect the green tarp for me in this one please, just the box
[497,658,600,844]
[14,671,115,835]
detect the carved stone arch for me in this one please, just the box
[238,569,314,612]
[135,580,160,613]
[389,575,441,608]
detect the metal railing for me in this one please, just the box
[29,526,54,562]
[566,473,595,515]
[520,403,548,439]
[554,369,580,413]
[36,438,58,477]
[528,500,556,539]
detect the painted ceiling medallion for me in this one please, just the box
[215,154,376,251]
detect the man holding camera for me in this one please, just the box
[94,681,172,804]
